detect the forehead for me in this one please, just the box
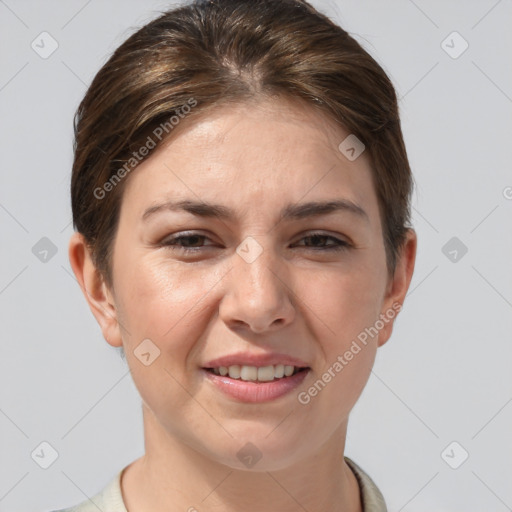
[119,97,379,226]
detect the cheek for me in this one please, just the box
[296,271,381,420]
[299,262,386,344]
[114,258,222,419]
[115,255,225,349]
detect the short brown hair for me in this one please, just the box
[71,0,413,289]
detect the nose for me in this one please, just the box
[218,245,296,334]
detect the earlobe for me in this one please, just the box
[377,228,417,347]
[68,232,123,348]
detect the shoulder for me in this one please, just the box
[49,467,127,512]
[345,456,388,512]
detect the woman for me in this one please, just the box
[60,0,417,510]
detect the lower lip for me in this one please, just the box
[202,368,310,403]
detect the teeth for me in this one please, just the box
[228,365,241,379]
[210,364,304,382]
[240,366,258,381]
[257,365,275,382]
[274,364,285,378]
[284,365,294,377]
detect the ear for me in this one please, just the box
[68,231,122,348]
[377,228,417,347]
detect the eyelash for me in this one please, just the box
[160,232,351,254]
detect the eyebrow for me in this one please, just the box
[142,198,369,223]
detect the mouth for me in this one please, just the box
[201,364,311,403]
[203,364,308,382]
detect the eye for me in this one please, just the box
[160,231,351,254]
[293,232,350,252]
[160,232,215,253]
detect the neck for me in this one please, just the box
[121,405,362,512]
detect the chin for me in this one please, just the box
[204,428,313,472]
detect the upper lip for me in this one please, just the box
[203,352,310,369]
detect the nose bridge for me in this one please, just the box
[220,237,295,332]
[235,238,284,301]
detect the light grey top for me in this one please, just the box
[51,456,387,511]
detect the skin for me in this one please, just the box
[69,96,416,512]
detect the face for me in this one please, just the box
[77,97,413,471]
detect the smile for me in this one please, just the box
[202,365,310,403]
[206,364,304,382]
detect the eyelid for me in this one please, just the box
[159,230,352,253]
[293,230,352,246]
[160,231,216,247]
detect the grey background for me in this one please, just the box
[1,0,511,510]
